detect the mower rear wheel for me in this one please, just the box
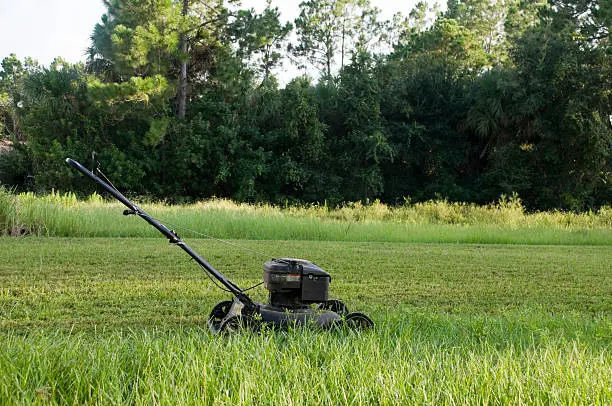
[208,300,232,331]
[316,299,348,315]
[344,312,374,330]
[219,314,260,333]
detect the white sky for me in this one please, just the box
[0,0,440,81]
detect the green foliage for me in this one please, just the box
[0,0,610,210]
[0,54,38,141]
[333,53,393,200]
[87,75,171,105]
[18,60,90,191]
[88,0,182,78]
[0,145,30,188]
[144,117,170,147]
[293,0,386,78]
[380,17,488,202]
[445,0,522,63]
[472,0,612,210]
[230,5,293,79]
[265,77,328,201]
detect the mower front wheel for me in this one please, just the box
[219,314,261,333]
[208,300,233,332]
[344,312,374,330]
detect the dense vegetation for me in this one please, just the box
[1,238,610,403]
[0,0,610,211]
[1,187,611,244]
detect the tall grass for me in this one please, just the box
[1,314,609,405]
[0,187,610,244]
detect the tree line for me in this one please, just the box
[0,0,610,210]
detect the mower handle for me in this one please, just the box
[66,158,140,212]
[65,158,253,306]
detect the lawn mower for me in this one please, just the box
[66,158,374,332]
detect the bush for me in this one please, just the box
[0,146,31,188]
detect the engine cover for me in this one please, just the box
[263,258,330,307]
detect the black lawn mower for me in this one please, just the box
[66,158,374,332]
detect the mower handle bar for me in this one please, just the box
[65,158,253,306]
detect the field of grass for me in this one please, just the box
[1,188,612,245]
[1,237,610,404]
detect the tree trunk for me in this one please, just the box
[341,25,345,70]
[9,109,23,142]
[177,0,189,119]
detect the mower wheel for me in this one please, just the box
[317,299,348,315]
[208,300,233,332]
[345,312,374,330]
[219,314,260,333]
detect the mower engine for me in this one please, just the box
[263,258,330,308]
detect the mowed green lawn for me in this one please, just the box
[0,237,610,404]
